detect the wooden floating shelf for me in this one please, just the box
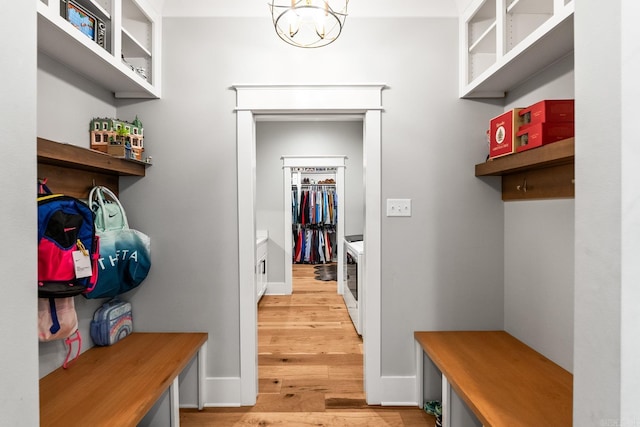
[37,137,148,199]
[37,137,147,177]
[475,137,574,176]
[475,138,575,201]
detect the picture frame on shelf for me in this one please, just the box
[61,0,106,49]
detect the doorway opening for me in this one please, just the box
[281,152,350,296]
[234,84,384,405]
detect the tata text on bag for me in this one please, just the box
[85,186,151,299]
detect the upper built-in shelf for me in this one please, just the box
[475,138,574,201]
[460,0,574,98]
[37,0,161,99]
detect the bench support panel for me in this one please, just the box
[442,375,451,427]
[170,377,180,427]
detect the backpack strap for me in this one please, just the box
[63,330,82,369]
[38,178,52,196]
[85,234,100,294]
[89,186,129,231]
[48,297,61,335]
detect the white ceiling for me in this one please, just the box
[151,0,474,18]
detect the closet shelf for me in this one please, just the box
[37,137,147,177]
[475,137,574,176]
[468,22,497,53]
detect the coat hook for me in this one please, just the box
[516,178,527,192]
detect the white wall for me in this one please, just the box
[38,54,117,146]
[502,53,575,371]
[574,0,640,424]
[0,1,39,424]
[504,200,574,371]
[255,120,364,283]
[116,16,504,395]
[620,0,640,420]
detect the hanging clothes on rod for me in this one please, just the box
[291,225,337,264]
[292,179,338,264]
[292,186,338,226]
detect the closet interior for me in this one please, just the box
[291,167,338,265]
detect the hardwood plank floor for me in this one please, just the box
[181,264,434,426]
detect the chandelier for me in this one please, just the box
[269,0,349,48]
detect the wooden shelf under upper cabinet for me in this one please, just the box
[38,137,147,176]
[37,137,148,198]
[475,138,574,201]
[475,137,574,176]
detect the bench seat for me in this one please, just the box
[414,330,572,427]
[40,332,207,427]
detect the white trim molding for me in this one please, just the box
[203,377,242,407]
[234,84,385,113]
[380,376,420,406]
[264,281,287,296]
[234,83,385,406]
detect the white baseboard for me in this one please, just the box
[187,375,418,408]
[380,375,419,406]
[265,282,287,295]
[202,377,242,407]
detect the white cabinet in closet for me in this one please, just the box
[256,235,268,303]
[460,0,574,98]
[37,0,161,98]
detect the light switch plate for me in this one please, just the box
[386,199,412,217]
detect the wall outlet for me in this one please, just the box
[386,199,412,217]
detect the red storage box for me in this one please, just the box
[519,99,574,126]
[489,109,524,159]
[515,122,575,152]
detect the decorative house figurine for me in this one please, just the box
[90,116,144,160]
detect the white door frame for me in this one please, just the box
[283,155,346,296]
[234,84,384,405]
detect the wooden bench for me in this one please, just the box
[40,332,207,427]
[414,331,572,427]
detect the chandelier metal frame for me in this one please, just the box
[269,0,349,48]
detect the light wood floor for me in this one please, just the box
[181,264,435,426]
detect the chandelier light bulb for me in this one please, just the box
[315,6,327,38]
[270,0,349,48]
[285,9,300,37]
